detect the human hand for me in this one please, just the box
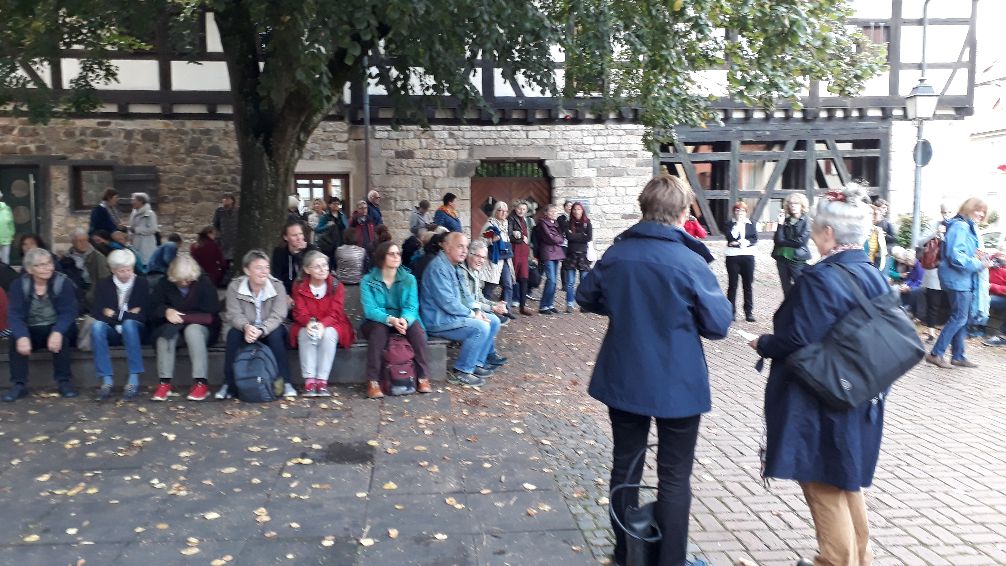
[491,303,506,315]
[16,337,31,356]
[48,332,63,353]
[103,308,115,318]
[748,338,759,351]
[244,324,263,343]
[393,318,408,334]
[165,308,184,324]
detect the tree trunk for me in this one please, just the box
[232,131,293,264]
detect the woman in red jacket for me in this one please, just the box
[190,225,227,287]
[290,250,356,396]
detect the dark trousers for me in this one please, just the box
[223,327,290,387]
[725,255,755,317]
[360,320,429,381]
[608,407,701,566]
[923,288,948,327]
[775,259,806,296]
[9,325,73,385]
[516,278,529,308]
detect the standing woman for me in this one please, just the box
[534,204,566,314]
[772,193,811,295]
[360,241,431,399]
[724,202,758,322]
[128,192,159,264]
[750,184,892,565]
[306,198,325,243]
[479,201,516,319]
[290,250,356,397]
[433,192,463,233]
[925,197,992,369]
[90,249,149,401]
[562,202,592,313]
[508,201,534,316]
[577,175,732,566]
[190,226,227,287]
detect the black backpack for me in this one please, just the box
[233,342,280,403]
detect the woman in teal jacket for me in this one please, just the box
[360,241,430,398]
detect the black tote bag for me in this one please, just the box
[784,264,924,409]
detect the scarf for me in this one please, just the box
[437,205,458,219]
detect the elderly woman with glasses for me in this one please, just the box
[289,250,356,397]
[479,201,516,318]
[90,249,150,401]
[3,248,80,402]
[149,254,221,402]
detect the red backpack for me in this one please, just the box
[920,237,941,270]
[381,335,417,396]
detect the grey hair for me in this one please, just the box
[131,192,150,205]
[783,193,810,215]
[107,249,136,270]
[297,250,330,282]
[468,239,489,254]
[23,248,54,270]
[492,201,508,214]
[167,254,202,284]
[511,199,527,211]
[241,249,270,269]
[811,183,873,246]
[70,227,88,239]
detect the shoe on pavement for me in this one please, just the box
[58,381,79,398]
[924,354,953,369]
[526,294,539,302]
[485,353,508,367]
[565,304,574,314]
[745,314,757,323]
[95,383,114,401]
[314,385,332,397]
[473,365,495,377]
[983,335,1006,346]
[3,383,28,402]
[447,370,486,387]
[950,358,978,368]
[151,383,173,401]
[186,382,210,401]
[416,378,432,393]
[367,380,384,399]
[122,383,140,401]
[282,383,298,398]
[505,311,518,320]
[302,380,318,398]
[214,384,233,400]
[520,307,535,316]
[539,308,555,315]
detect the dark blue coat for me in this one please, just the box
[88,204,119,236]
[756,250,889,491]
[576,222,732,418]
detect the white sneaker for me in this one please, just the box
[214,384,232,400]
[282,383,298,398]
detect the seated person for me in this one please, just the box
[290,250,356,397]
[459,239,512,329]
[146,233,183,275]
[190,226,227,287]
[3,248,79,402]
[360,241,431,399]
[334,227,367,285]
[411,228,449,286]
[886,245,924,317]
[982,251,1006,346]
[271,221,318,294]
[90,249,149,401]
[149,255,221,401]
[109,230,148,274]
[419,232,503,388]
[221,250,294,399]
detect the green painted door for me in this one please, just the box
[0,166,43,266]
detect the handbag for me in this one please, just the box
[608,444,660,566]
[527,260,542,289]
[784,264,924,409]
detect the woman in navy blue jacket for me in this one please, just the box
[577,175,732,566]
[90,249,149,401]
[751,184,890,565]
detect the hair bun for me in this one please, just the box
[841,182,871,205]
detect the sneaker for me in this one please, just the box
[57,381,79,398]
[416,378,432,394]
[2,383,28,402]
[526,293,539,302]
[186,382,210,401]
[122,383,140,401]
[473,365,495,377]
[924,354,953,369]
[485,353,508,367]
[151,383,173,402]
[983,335,1006,347]
[95,383,113,402]
[950,358,978,368]
[539,308,555,315]
[510,301,519,308]
[447,370,486,387]
[303,380,318,398]
[282,383,298,398]
[314,385,331,397]
[214,384,233,400]
[565,304,574,314]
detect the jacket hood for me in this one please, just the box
[616,221,715,263]
[364,266,411,283]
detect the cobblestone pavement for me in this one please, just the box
[478,241,1006,566]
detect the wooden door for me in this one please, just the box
[0,166,43,265]
[470,178,551,233]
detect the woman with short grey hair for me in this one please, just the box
[751,183,889,564]
[90,249,149,400]
[3,248,80,402]
[479,200,516,318]
[149,254,221,402]
[128,191,159,263]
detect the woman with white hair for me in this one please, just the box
[128,192,159,263]
[772,192,812,295]
[149,254,221,402]
[750,183,891,565]
[3,248,79,402]
[479,200,516,318]
[90,249,149,401]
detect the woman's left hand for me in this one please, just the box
[748,338,759,350]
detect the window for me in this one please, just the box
[73,166,115,210]
[293,174,349,210]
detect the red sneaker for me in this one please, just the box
[303,379,317,398]
[151,383,173,402]
[186,382,210,401]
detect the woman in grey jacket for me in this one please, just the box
[127,192,159,263]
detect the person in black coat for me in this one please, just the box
[90,249,149,401]
[271,221,318,294]
[724,201,759,322]
[773,192,812,295]
[561,202,593,313]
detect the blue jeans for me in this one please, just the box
[932,290,973,360]
[431,315,500,373]
[988,295,1006,334]
[563,269,587,307]
[540,260,560,310]
[92,319,145,380]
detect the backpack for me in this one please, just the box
[380,334,416,396]
[232,342,281,403]
[920,236,941,270]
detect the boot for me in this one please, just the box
[366,380,384,399]
[520,307,535,316]
[416,378,432,393]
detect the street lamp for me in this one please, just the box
[906,0,939,249]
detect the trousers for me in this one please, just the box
[801,482,873,566]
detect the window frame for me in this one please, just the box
[71,163,117,211]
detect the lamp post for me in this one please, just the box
[906,0,939,249]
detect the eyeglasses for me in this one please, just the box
[386,251,402,257]
[472,254,487,259]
